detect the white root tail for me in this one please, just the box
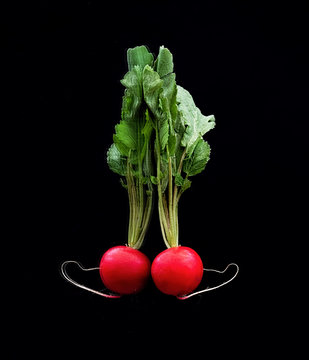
[177,263,239,300]
[60,260,121,299]
[61,260,239,300]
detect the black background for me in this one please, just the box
[7,0,308,358]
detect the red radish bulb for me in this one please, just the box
[151,246,204,296]
[99,246,151,295]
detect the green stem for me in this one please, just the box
[155,126,171,248]
[174,149,187,243]
[174,201,179,243]
[155,125,182,247]
[133,191,152,249]
[127,158,137,247]
[158,197,170,248]
[136,117,144,241]
[167,155,175,242]
[162,195,170,229]
[176,177,185,202]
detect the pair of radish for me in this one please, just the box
[61,46,239,299]
[62,244,238,299]
[99,245,203,298]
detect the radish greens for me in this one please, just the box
[107,45,215,249]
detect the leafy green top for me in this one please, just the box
[107,45,215,248]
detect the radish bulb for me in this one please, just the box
[151,246,203,296]
[99,246,151,295]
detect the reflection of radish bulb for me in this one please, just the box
[151,247,204,296]
[99,246,151,295]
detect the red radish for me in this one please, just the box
[151,246,204,296]
[99,246,151,295]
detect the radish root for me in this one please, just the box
[177,263,239,300]
[60,260,121,299]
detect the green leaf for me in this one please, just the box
[154,46,174,78]
[120,67,143,122]
[174,112,186,171]
[181,177,192,192]
[142,65,163,116]
[158,100,169,151]
[183,138,211,176]
[168,131,177,155]
[174,173,191,193]
[142,110,154,185]
[107,144,127,176]
[177,85,215,152]
[114,120,138,153]
[141,109,153,161]
[163,73,178,120]
[121,65,143,92]
[127,46,154,71]
[142,109,153,142]
[142,66,170,151]
[115,67,146,159]
[174,173,185,186]
[150,175,158,185]
[160,73,178,154]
